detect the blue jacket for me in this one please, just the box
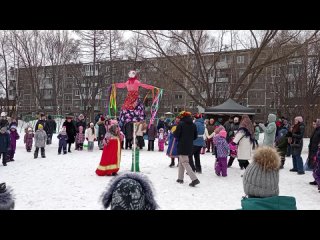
[193,118,205,147]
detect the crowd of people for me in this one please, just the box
[2,108,320,210]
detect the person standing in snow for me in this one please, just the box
[213,129,230,177]
[7,125,19,162]
[85,122,97,152]
[0,127,10,166]
[259,113,277,147]
[57,126,68,155]
[75,125,85,151]
[62,116,77,153]
[34,124,47,159]
[45,115,56,145]
[157,128,166,152]
[174,111,200,187]
[24,127,34,152]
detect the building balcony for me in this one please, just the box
[216,61,229,69]
[39,83,53,89]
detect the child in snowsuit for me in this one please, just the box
[75,125,85,151]
[310,144,320,192]
[57,127,68,154]
[213,130,230,177]
[85,122,96,152]
[227,136,238,168]
[24,127,34,152]
[276,130,289,169]
[34,124,47,159]
[158,128,166,151]
[0,127,10,166]
[7,125,20,162]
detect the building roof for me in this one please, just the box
[204,98,256,115]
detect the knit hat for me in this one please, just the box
[10,125,17,130]
[38,124,43,129]
[101,172,159,210]
[28,127,32,132]
[219,130,227,138]
[243,146,280,198]
[0,183,15,210]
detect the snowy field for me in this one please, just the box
[0,127,319,210]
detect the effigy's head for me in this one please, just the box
[128,70,137,78]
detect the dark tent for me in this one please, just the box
[204,98,256,115]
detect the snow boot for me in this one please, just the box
[176,179,184,184]
[310,181,317,185]
[189,179,200,187]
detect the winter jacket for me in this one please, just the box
[254,126,260,141]
[76,132,85,144]
[35,119,47,132]
[136,123,147,137]
[213,135,229,158]
[193,118,205,147]
[241,196,297,210]
[260,114,277,147]
[0,119,9,129]
[62,121,77,144]
[97,121,106,141]
[34,129,47,148]
[147,124,157,141]
[174,116,197,155]
[9,131,20,151]
[76,119,87,133]
[309,127,320,155]
[46,119,57,134]
[291,122,305,155]
[124,122,134,140]
[276,135,288,156]
[24,133,34,147]
[0,132,10,152]
[57,133,68,145]
[233,129,252,160]
[85,128,96,142]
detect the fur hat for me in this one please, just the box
[101,172,159,210]
[38,124,43,129]
[219,130,227,138]
[243,146,280,198]
[0,183,15,210]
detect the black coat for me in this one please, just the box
[97,121,106,141]
[157,120,165,131]
[124,122,134,140]
[63,121,77,144]
[0,119,9,129]
[46,119,57,134]
[309,127,320,154]
[35,119,47,132]
[76,120,87,133]
[174,116,197,155]
[0,132,10,152]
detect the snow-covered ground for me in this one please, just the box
[0,130,319,210]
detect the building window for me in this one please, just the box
[173,107,183,113]
[74,90,80,96]
[256,108,261,113]
[175,94,183,99]
[189,101,195,108]
[65,95,72,101]
[66,83,73,89]
[237,55,245,64]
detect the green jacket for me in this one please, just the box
[241,196,297,210]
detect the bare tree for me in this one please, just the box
[136,30,319,108]
[0,31,10,113]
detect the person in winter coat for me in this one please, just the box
[213,129,230,177]
[8,118,18,129]
[0,183,15,210]
[0,127,10,166]
[85,122,97,152]
[34,124,47,159]
[7,125,20,162]
[157,128,166,152]
[147,121,157,151]
[75,114,87,133]
[310,143,320,191]
[289,116,305,175]
[136,120,147,149]
[101,172,159,210]
[167,117,180,167]
[75,125,85,151]
[62,116,77,153]
[24,127,34,152]
[0,112,9,129]
[276,130,289,169]
[206,118,215,153]
[174,111,200,187]
[259,113,277,147]
[189,113,205,173]
[306,119,320,170]
[124,121,133,150]
[224,117,233,143]
[241,146,297,210]
[157,116,165,131]
[253,122,260,147]
[97,116,106,150]
[231,115,254,170]
[228,136,237,168]
[57,127,68,155]
[35,113,47,132]
[45,115,57,145]
[229,117,240,139]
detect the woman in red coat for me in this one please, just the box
[96,123,121,176]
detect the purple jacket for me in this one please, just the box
[24,133,34,147]
[9,131,20,150]
[213,135,229,158]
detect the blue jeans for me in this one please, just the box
[292,154,304,173]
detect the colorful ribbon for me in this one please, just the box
[107,84,117,118]
[148,88,163,129]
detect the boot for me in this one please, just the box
[169,160,175,167]
[280,160,285,169]
[309,181,317,185]
[176,179,184,184]
[189,179,200,187]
